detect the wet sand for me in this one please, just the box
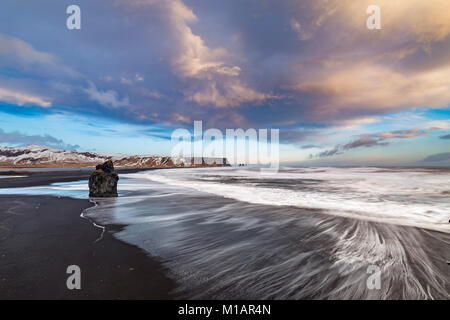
[0,194,176,299]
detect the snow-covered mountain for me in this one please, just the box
[0,145,229,168]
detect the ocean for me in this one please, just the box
[1,166,449,299]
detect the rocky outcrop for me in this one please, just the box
[89,160,119,197]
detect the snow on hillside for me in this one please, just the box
[0,145,228,168]
[0,145,110,166]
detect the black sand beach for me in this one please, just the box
[0,170,177,299]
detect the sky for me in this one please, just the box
[0,0,449,165]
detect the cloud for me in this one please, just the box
[301,144,319,149]
[378,129,428,139]
[291,63,450,119]
[141,89,165,99]
[0,34,79,109]
[154,0,237,80]
[121,0,274,108]
[0,33,77,77]
[0,128,79,150]
[289,18,313,41]
[421,152,450,162]
[316,146,341,158]
[83,81,130,108]
[313,128,428,158]
[1,0,449,140]
[343,137,388,149]
[423,120,450,131]
[0,87,51,107]
[439,134,450,139]
[279,0,450,125]
[172,113,191,124]
[356,1,450,43]
[188,81,275,108]
[120,74,144,85]
[120,77,133,85]
[289,0,450,44]
[0,33,53,64]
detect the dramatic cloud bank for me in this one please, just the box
[0,0,448,161]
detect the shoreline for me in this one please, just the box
[0,194,177,299]
[0,166,229,189]
[0,168,156,189]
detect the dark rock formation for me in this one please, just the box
[89,160,119,197]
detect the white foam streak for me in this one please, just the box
[136,167,450,234]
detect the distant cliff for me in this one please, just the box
[0,145,230,168]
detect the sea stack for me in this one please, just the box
[89,160,119,197]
